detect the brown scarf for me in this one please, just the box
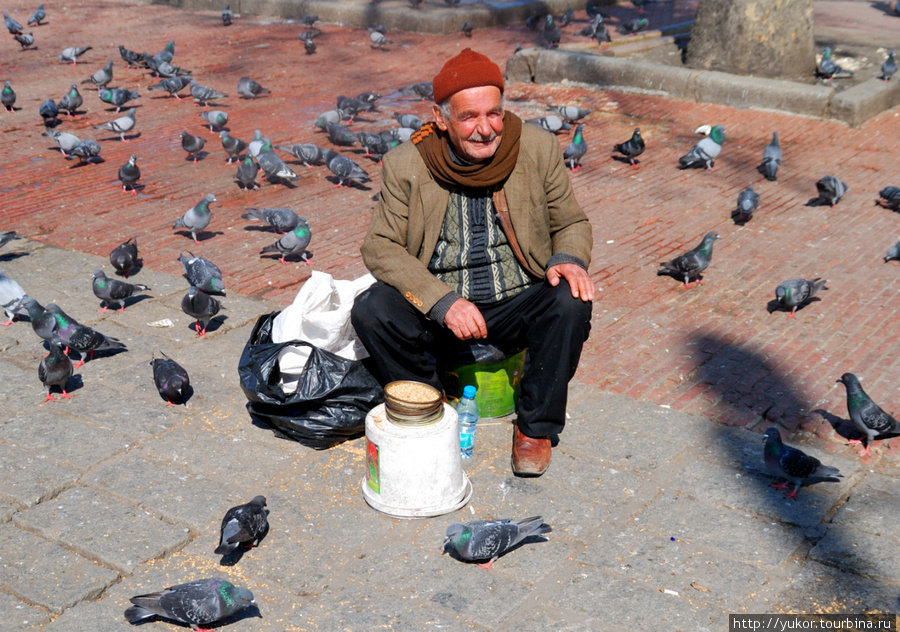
[411,111,522,189]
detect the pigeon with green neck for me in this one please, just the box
[836,373,900,457]
[173,194,216,244]
[92,269,150,312]
[658,231,719,289]
[679,124,724,170]
[46,303,126,367]
[763,427,842,500]
[563,124,587,171]
[181,287,223,337]
[260,220,312,264]
[58,83,83,117]
[443,516,551,569]
[125,578,255,631]
[774,278,826,318]
[39,343,73,402]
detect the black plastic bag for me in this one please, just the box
[238,312,384,449]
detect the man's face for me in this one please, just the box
[433,85,504,164]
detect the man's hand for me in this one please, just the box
[444,298,488,340]
[546,263,595,301]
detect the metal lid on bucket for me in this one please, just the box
[384,381,444,426]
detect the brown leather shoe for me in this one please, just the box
[511,426,551,476]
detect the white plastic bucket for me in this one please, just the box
[362,402,472,518]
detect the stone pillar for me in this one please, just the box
[685,0,815,79]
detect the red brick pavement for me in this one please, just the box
[2,0,900,457]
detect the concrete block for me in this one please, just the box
[0,590,51,631]
[831,78,900,127]
[692,70,833,119]
[0,442,79,510]
[810,526,900,582]
[830,472,900,535]
[772,561,898,615]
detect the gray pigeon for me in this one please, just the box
[877,186,900,211]
[304,38,316,55]
[408,81,433,100]
[124,579,255,629]
[83,60,113,90]
[553,105,591,123]
[237,76,270,99]
[734,185,760,222]
[774,278,827,318]
[369,28,391,50]
[443,516,552,569]
[260,220,312,264]
[275,143,324,167]
[5,13,24,34]
[298,28,322,43]
[884,240,900,263]
[620,17,648,34]
[69,139,102,164]
[0,267,28,325]
[563,124,587,170]
[110,238,138,277]
[836,373,900,457]
[763,427,842,500]
[173,194,216,244]
[525,115,571,134]
[815,175,847,207]
[200,110,228,132]
[355,131,392,160]
[759,132,781,181]
[542,14,560,48]
[658,231,719,288]
[40,99,59,123]
[2,81,16,111]
[94,107,136,141]
[234,156,260,190]
[613,127,644,167]
[257,139,298,182]
[0,231,19,251]
[326,122,358,147]
[60,46,91,64]
[818,47,852,80]
[14,31,34,49]
[178,252,225,294]
[247,129,264,158]
[150,352,190,405]
[39,343,73,402]
[59,84,83,118]
[147,76,191,99]
[181,287,223,336]
[314,109,345,130]
[679,125,724,169]
[461,20,473,37]
[189,79,227,106]
[46,303,126,367]
[222,4,233,26]
[117,45,145,69]
[883,51,897,81]
[325,150,370,187]
[28,4,45,26]
[220,131,248,163]
[241,208,301,233]
[180,131,206,162]
[92,269,150,312]
[148,58,191,79]
[393,113,422,130]
[215,496,268,555]
[98,87,139,112]
[301,13,317,27]
[19,297,54,341]
[153,40,175,64]
[44,127,81,156]
[118,154,140,193]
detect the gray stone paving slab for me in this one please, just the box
[0,357,45,410]
[67,399,179,443]
[13,487,191,575]
[808,527,900,582]
[42,598,132,632]
[495,609,629,632]
[771,560,899,615]
[567,383,700,435]
[0,523,119,615]
[0,442,79,509]
[830,473,900,536]
[0,590,51,631]
[0,501,15,522]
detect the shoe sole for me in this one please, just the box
[511,457,549,477]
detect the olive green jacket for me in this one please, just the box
[360,123,593,315]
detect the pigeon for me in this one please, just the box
[553,105,591,123]
[578,13,604,37]
[774,278,827,318]
[542,14,560,48]
[46,303,126,367]
[593,21,612,45]
[4,12,24,34]
[215,496,268,555]
[357,91,382,107]
[124,579,255,630]
[563,124,587,171]
[118,45,145,68]
[326,123,358,147]
[314,109,345,130]
[304,38,316,55]
[658,231,719,288]
[173,194,216,244]
[525,14,542,30]
[69,139,102,164]
[99,87,139,112]
[613,127,644,167]
[836,373,900,456]
[276,143,324,167]
[443,516,551,569]
[355,131,392,160]
[14,31,34,49]
[763,427,842,500]
[297,28,322,42]
[200,110,228,132]
[110,238,139,277]
[146,57,190,79]
[883,51,897,81]
[0,267,27,326]
[325,151,369,187]
[815,175,847,207]
[369,28,391,50]
[178,252,225,294]
[237,76,270,99]
[758,132,781,181]
[39,99,59,124]
[2,81,16,111]
[678,124,724,170]
[339,95,376,121]
[257,139,298,182]
[28,3,45,26]
[190,79,227,106]
[150,352,190,405]
[180,131,207,162]
[260,220,313,264]
[301,13,318,27]
[94,107,136,141]
[242,208,301,233]
[60,46,92,65]
[409,81,434,100]
[220,131,248,163]
[83,60,113,90]
[92,269,150,312]
[247,130,265,158]
[461,21,473,37]
[818,47,852,80]
[18,297,52,342]
[39,343,73,402]
[620,17,648,34]
[58,84,83,118]
[147,76,192,99]
[558,6,574,26]
[0,231,19,251]
[44,127,81,156]
[393,113,422,130]
[118,154,141,193]
[878,186,900,211]
[234,156,260,190]
[525,115,571,134]
[181,287,223,336]
[884,240,900,263]
[734,185,760,222]
[222,3,233,26]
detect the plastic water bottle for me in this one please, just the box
[457,385,479,460]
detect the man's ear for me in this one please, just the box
[432,103,448,131]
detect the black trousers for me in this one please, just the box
[351,280,592,438]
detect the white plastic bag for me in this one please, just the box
[273,271,376,393]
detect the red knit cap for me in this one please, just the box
[432,48,504,104]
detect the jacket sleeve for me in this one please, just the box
[542,128,593,267]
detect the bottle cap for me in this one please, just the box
[462,385,477,399]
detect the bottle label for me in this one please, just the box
[366,439,380,494]
[460,432,474,450]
